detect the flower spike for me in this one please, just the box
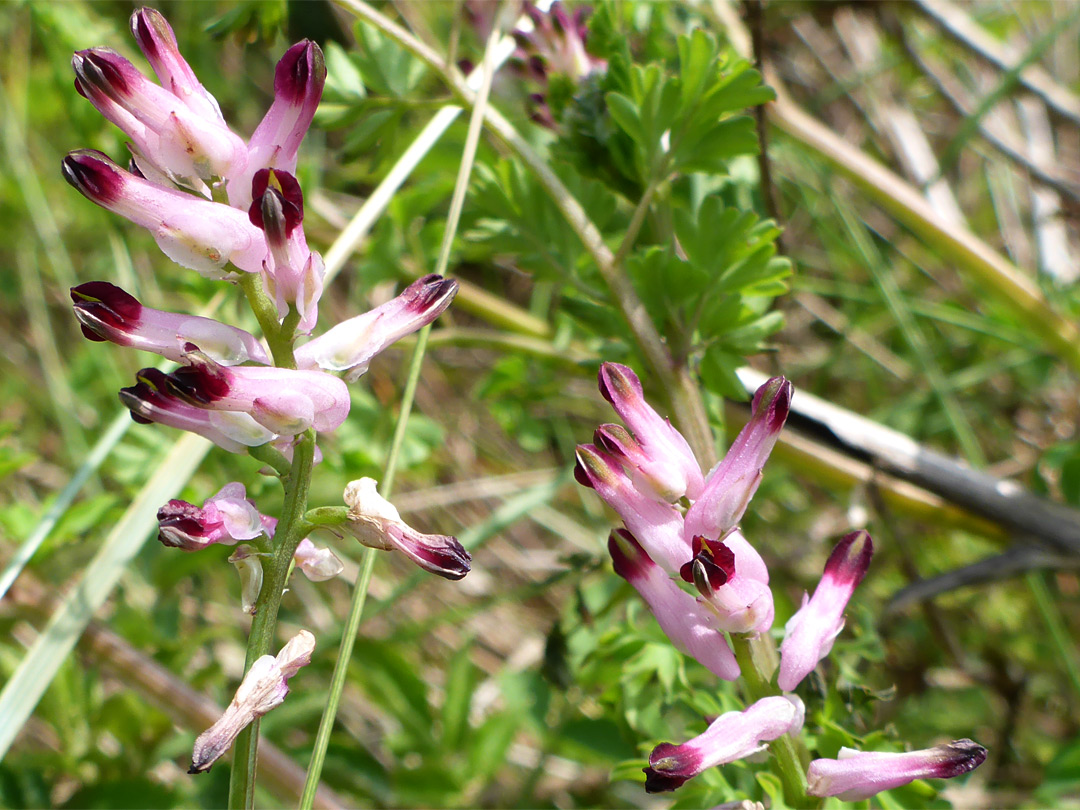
[778,531,873,691]
[295,274,459,381]
[609,530,739,681]
[343,478,470,580]
[644,695,805,793]
[71,281,268,365]
[683,376,791,542]
[190,630,315,773]
[807,740,987,800]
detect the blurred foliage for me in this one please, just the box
[1,1,1079,809]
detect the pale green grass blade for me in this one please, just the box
[0,411,130,604]
[0,432,211,759]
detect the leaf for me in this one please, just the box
[606,92,644,145]
[440,644,477,750]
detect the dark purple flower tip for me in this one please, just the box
[130,8,175,62]
[823,530,873,589]
[608,529,653,582]
[248,168,304,234]
[643,742,701,793]
[404,274,459,313]
[61,150,125,203]
[72,48,132,99]
[550,1,572,34]
[164,347,231,405]
[597,362,642,406]
[70,281,143,342]
[751,376,792,433]
[275,40,326,105]
[524,2,545,27]
[574,444,619,489]
[421,541,472,581]
[679,535,736,590]
[931,740,988,778]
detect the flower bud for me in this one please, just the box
[778,531,873,691]
[295,275,459,381]
[596,363,703,501]
[644,695,805,793]
[683,376,791,542]
[574,444,691,576]
[71,281,268,365]
[609,531,739,681]
[806,740,987,801]
[343,478,470,580]
[156,482,267,551]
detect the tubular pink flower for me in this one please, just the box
[71,281,268,365]
[129,8,226,125]
[72,46,245,188]
[163,344,350,436]
[62,150,263,277]
[778,530,873,691]
[644,695,805,793]
[343,478,471,580]
[806,740,987,801]
[120,368,276,452]
[574,444,692,575]
[679,534,774,636]
[295,274,459,380]
[228,40,326,209]
[247,169,324,332]
[156,482,268,551]
[190,630,315,773]
[596,363,703,501]
[683,376,791,542]
[609,530,739,681]
[293,538,344,582]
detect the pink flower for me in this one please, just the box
[247,168,324,333]
[295,275,459,381]
[679,533,774,636]
[71,281,268,365]
[574,444,691,575]
[228,40,325,210]
[62,150,263,277]
[778,531,873,691]
[72,40,246,190]
[683,376,791,543]
[156,482,268,551]
[806,740,987,800]
[120,368,276,453]
[608,530,739,681]
[190,630,316,773]
[644,695,805,793]
[596,362,703,502]
[163,344,350,436]
[343,478,470,580]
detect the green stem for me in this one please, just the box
[238,273,295,368]
[228,431,316,810]
[730,634,816,809]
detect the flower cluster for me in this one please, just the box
[576,363,986,801]
[65,8,469,773]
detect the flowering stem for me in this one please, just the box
[228,430,316,810]
[237,273,295,368]
[730,633,816,808]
